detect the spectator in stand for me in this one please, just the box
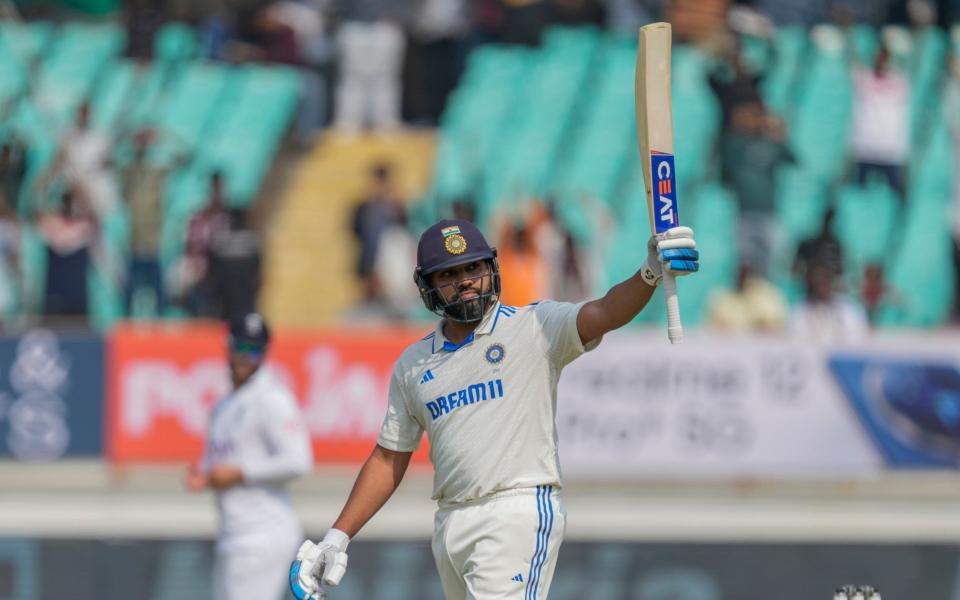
[371,203,420,320]
[496,220,548,306]
[209,209,262,322]
[720,101,795,278]
[794,207,845,278]
[709,35,765,134]
[124,0,165,61]
[849,43,909,202]
[790,260,869,342]
[120,129,185,318]
[264,1,335,143]
[548,0,605,27]
[351,163,406,310]
[945,55,960,320]
[405,0,470,125]
[499,0,551,46]
[333,0,410,132]
[34,187,98,323]
[176,171,231,317]
[0,197,20,319]
[708,262,788,332]
[861,262,902,325]
[0,134,29,213]
[56,100,118,219]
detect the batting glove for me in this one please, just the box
[639,226,699,287]
[289,529,350,600]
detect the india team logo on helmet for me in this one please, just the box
[442,226,468,255]
[485,343,506,364]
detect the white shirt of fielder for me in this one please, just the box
[202,367,314,600]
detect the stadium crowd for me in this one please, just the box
[0,0,959,339]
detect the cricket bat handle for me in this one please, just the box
[663,271,682,344]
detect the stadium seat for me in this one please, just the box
[878,188,954,326]
[32,22,125,129]
[480,31,600,216]
[834,184,899,285]
[91,59,136,130]
[761,26,808,114]
[790,26,853,183]
[147,62,231,166]
[548,39,634,217]
[154,22,198,64]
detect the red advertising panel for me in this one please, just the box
[107,323,430,464]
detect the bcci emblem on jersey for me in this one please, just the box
[485,343,505,364]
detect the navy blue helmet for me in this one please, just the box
[228,312,270,357]
[414,219,501,323]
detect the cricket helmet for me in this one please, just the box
[414,219,501,323]
[227,312,271,357]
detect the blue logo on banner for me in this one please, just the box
[829,355,960,467]
[650,152,679,234]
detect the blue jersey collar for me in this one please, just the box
[433,301,501,353]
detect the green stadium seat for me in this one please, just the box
[154,22,198,64]
[481,28,600,214]
[761,26,808,113]
[834,184,899,285]
[33,22,125,129]
[789,37,852,183]
[878,188,954,326]
[849,25,879,65]
[91,59,136,130]
[148,62,231,166]
[548,41,633,215]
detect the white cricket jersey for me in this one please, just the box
[378,300,600,506]
[203,367,313,549]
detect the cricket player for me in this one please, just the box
[186,312,313,600]
[290,219,698,599]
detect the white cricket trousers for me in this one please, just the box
[433,485,566,600]
[213,530,301,600]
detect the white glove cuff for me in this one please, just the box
[639,263,660,287]
[322,528,350,552]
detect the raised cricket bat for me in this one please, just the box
[635,22,683,344]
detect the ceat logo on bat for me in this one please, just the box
[651,152,678,234]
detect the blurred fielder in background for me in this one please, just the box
[290,219,698,599]
[186,312,313,600]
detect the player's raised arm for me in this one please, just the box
[576,226,699,345]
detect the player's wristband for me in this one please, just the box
[639,263,660,287]
[322,528,350,551]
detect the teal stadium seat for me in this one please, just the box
[32,23,124,130]
[548,39,634,219]
[154,22,198,64]
[671,45,719,185]
[480,28,599,214]
[877,188,954,327]
[429,46,530,221]
[834,184,899,285]
[761,26,808,114]
[790,27,852,183]
[147,62,231,166]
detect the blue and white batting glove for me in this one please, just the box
[289,529,350,600]
[639,226,699,287]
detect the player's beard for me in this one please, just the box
[442,275,493,323]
